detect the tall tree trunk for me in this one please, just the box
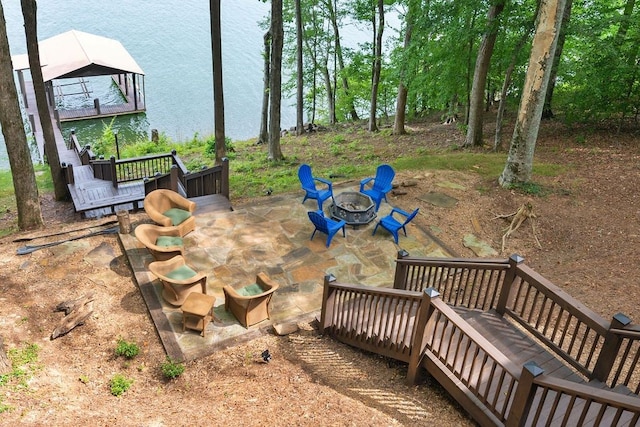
[495,1,539,151]
[0,3,43,230]
[542,0,572,119]
[321,61,335,122]
[295,0,305,135]
[20,0,66,201]
[368,0,384,132]
[499,0,567,187]
[210,0,226,164]
[268,0,284,161]
[464,0,505,147]
[259,31,271,145]
[393,0,416,136]
[326,0,358,121]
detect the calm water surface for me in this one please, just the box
[0,0,296,169]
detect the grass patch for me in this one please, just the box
[115,338,140,359]
[0,342,42,412]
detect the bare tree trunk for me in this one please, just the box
[542,0,572,119]
[321,62,335,122]
[464,0,505,147]
[393,0,416,136]
[210,0,226,164]
[21,0,66,201]
[0,3,43,230]
[500,0,567,187]
[326,0,358,121]
[295,0,305,135]
[268,0,284,161]
[368,0,384,132]
[258,31,271,145]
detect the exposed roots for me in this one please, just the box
[494,201,542,253]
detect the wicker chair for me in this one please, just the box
[134,223,184,261]
[148,255,207,306]
[223,272,279,328]
[143,189,197,237]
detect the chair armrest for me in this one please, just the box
[359,176,374,190]
[314,177,333,189]
[256,272,280,293]
[390,207,411,219]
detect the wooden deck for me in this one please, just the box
[320,256,640,426]
[56,75,145,122]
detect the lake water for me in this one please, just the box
[0,1,398,170]
[0,0,298,169]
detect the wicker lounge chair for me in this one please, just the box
[134,223,184,261]
[148,255,207,306]
[143,189,197,237]
[223,272,279,328]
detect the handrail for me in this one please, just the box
[504,262,609,377]
[320,275,422,362]
[393,251,510,310]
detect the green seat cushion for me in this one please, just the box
[165,265,197,281]
[155,236,183,247]
[163,208,191,226]
[237,283,265,297]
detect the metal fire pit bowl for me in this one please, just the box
[330,191,376,226]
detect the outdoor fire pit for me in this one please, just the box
[330,191,376,226]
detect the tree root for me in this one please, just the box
[494,201,542,253]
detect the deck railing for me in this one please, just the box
[393,252,640,390]
[320,253,640,425]
[320,275,422,362]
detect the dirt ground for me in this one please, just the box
[0,117,638,425]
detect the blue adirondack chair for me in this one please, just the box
[372,207,419,244]
[307,210,346,248]
[359,164,395,211]
[298,164,334,210]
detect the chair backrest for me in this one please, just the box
[403,208,420,226]
[373,164,395,191]
[308,211,329,233]
[298,164,315,190]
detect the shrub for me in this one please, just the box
[160,358,185,380]
[115,339,140,359]
[109,374,133,396]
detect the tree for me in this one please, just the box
[368,0,385,132]
[20,0,66,200]
[268,0,285,160]
[393,0,418,136]
[295,0,305,135]
[210,0,226,164]
[0,3,43,230]
[499,0,567,187]
[542,0,572,119]
[258,31,271,145]
[464,0,506,147]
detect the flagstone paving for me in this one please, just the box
[120,185,454,361]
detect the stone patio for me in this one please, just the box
[120,184,454,361]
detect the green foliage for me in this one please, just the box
[115,338,140,359]
[160,358,185,380]
[0,342,41,394]
[508,181,546,196]
[109,374,133,396]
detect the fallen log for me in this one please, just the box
[51,292,95,340]
[494,201,542,253]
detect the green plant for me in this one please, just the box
[109,374,133,396]
[160,358,185,379]
[115,338,140,359]
[79,375,90,384]
[509,181,546,196]
[0,343,41,391]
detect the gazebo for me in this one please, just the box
[12,29,146,126]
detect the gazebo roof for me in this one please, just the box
[12,30,144,82]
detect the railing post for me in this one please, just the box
[407,287,439,385]
[319,274,337,334]
[496,254,524,315]
[170,165,179,193]
[505,361,544,427]
[62,163,74,185]
[393,249,410,290]
[110,156,118,188]
[221,157,230,199]
[591,312,632,383]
